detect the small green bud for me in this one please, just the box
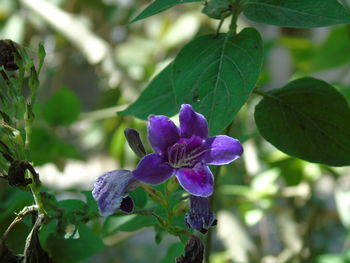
[172,201,188,216]
[202,0,232,20]
[166,176,179,194]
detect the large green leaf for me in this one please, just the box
[119,64,178,119]
[131,0,203,23]
[173,28,263,134]
[255,77,350,166]
[244,0,350,28]
[121,28,263,135]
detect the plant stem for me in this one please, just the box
[228,0,242,35]
[26,168,46,215]
[205,122,234,263]
[0,205,38,242]
[204,166,221,263]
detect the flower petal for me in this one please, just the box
[176,163,213,197]
[133,153,174,185]
[185,196,216,233]
[204,135,243,165]
[148,115,180,154]
[92,169,136,216]
[179,104,208,139]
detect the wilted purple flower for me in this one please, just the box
[133,104,243,197]
[92,169,137,216]
[185,196,216,233]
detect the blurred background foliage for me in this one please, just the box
[1,0,350,262]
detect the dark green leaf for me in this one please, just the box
[121,28,263,135]
[43,87,81,126]
[255,77,350,166]
[58,199,88,221]
[37,43,46,75]
[173,28,263,134]
[43,224,105,263]
[244,0,350,28]
[103,214,158,236]
[131,0,203,23]
[119,64,178,119]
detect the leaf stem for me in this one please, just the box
[228,0,242,35]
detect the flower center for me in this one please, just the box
[167,137,207,168]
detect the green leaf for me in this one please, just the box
[30,127,81,166]
[37,42,46,75]
[254,77,350,166]
[43,224,105,263]
[202,0,232,20]
[58,199,89,225]
[131,0,203,23]
[270,157,304,186]
[103,214,158,236]
[311,25,350,71]
[173,28,263,134]
[129,187,148,208]
[316,254,346,263]
[120,63,177,119]
[160,242,185,263]
[121,28,263,135]
[43,87,81,126]
[244,0,350,28]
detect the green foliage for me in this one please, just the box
[202,0,232,20]
[311,25,350,71]
[255,77,350,166]
[244,0,350,28]
[30,126,80,166]
[3,0,350,262]
[129,187,148,208]
[160,242,185,263]
[103,214,158,236]
[42,223,105,263]
[122,28,263,135]
[131,0,203,23]
[119,64,178,120]
[42,87,81,126]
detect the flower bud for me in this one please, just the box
[176,235,204,263]
[124,128,146,158]
[166,176,179,194]
[7,160,33,187]
[0,39,20,71]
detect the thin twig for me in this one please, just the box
[1,205,38,243]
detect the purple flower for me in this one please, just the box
[92,169,138,216]
[133,104,243,197]
[185,196,216,234]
